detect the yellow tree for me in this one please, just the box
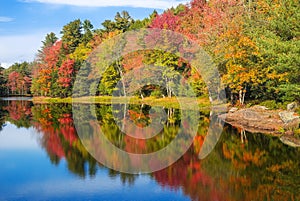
[220,30,285,105]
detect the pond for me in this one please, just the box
[0,100,299,201]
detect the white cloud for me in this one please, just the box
[0,32,47,68]
[23,0,189,9]
[0,16,14,22]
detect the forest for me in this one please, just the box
[0,0,299,106]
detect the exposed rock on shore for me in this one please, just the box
[280,135,300,148]
[219,106,300,135]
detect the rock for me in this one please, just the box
[243,110,261,120]
[287,102,298,111]
[279,111,299,124]
[229,107,238,113]
[285,130,294,135]
[283,118,300,130]
[219,105,300,139]
[252,105,269,110]
[280,136,300,147]
[219,106,283,134]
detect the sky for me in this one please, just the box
[0,0,189,68]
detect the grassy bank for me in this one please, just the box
[32,96,212,110]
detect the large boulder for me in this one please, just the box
[219,106,283,134]
[229,107,238,113]
[287,102,298,111]
[279,111,299,124]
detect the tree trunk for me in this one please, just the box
[165,77,169,98]
[140,89,144,99]
[239,89,246,105]
[139,104,144,120]
[240,129,247,143]
[116,60,126,97]
[239,90,242,104]
[122,103,127,132]
[230,92,234,105]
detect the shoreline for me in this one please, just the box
[31,96,212,110]
[219,105,300,147]
[2,96,299,146]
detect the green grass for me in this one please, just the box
[32,96,212,110]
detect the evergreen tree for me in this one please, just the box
[61,19,83,54]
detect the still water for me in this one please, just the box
[0,100,299,201]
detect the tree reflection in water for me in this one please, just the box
[0,100,299,200]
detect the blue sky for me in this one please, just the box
[0,0,189,68]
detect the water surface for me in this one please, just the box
[0,100,299,201]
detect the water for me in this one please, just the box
[0,100,299,201]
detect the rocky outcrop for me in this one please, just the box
[287,102,298,111]
[219,106,300,135]
[278,111,299,124]
[280,135,300,148]
[229,107,238,113]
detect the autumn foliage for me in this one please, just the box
[0,0,296,104]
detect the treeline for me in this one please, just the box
[1,0,299,105]
[0,62,33,96]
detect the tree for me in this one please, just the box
[98,65,120,95]
[128,10,157,30]
[37,33,59,63]
[247,0,300,102]
[7,71,21,94]
[0,66,7,96]
[82,20,94,45]
[3,62,32,96]
[69,43,92,62]
[61,19,83,54]
[101,20,116,33]
[0,100,8,131]
[114,11,134,32]
[4,62,32,77]
[100,11,134,33]
[31,41,62,96]
[5,65,31,95]
[4,100,32,128]
[58,58,75,97]
[143,50,182,98]
[41,32,58,49]
[23,0,299,104]
[221,33,284,105]
[150,10,179,31]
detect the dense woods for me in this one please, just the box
[1,0,299,105]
